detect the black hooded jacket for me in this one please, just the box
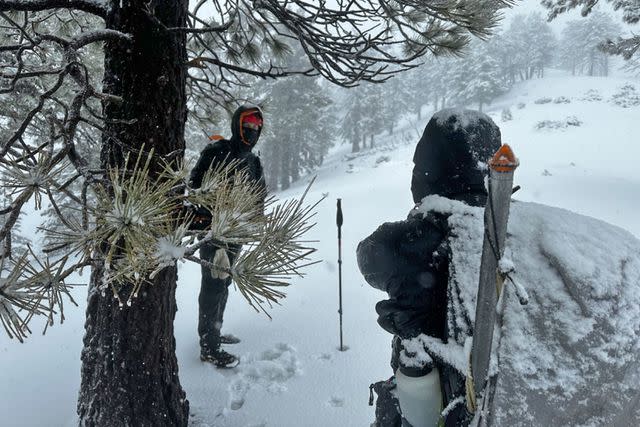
[189,105,266,192]
[357,109,501,343]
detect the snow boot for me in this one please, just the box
[201,348,239,368]
[220,334,241,344]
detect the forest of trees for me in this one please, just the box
[0,0,637,424]
[249,10,630,191]
[0,0,512,425]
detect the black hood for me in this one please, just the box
[230,105,263,151]
[411,109,501,206]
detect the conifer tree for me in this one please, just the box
[559,12,621,76]
[0,0,513,424]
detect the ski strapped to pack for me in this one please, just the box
[466,145,521,416]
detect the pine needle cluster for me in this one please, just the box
[0,149,321,339]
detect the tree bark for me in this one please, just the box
[78,1,190,425]
[351,135,360,153]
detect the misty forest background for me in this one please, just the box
[232,10,630,191]
[2,8,632,223]
[1,0,639,425]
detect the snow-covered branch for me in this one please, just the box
[0,0,108,18]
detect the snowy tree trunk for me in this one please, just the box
[281,151,291,190]
[78,1,190,425]
[291,143,300,183]
[351,131,360,153]
[267,144,281,191]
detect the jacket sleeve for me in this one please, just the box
[189,143,228,189]
[357,217,443,295]
[249,155,267,207]
[357,216,448,338]
[237,151,267,211]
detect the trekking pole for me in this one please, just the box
[336,198,345,351]
[468,145,519,412]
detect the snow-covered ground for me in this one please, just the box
[1,71,639,426]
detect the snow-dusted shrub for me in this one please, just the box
[581,89,602,102]
[535,120,563,130]
[501,108,513,122]
[375,155,391,164]
[553,96,571,104]
[516,102,526,109]
[535,116,582,130]
[534,97,552,104]
[565,116,582,127]
[610,84,640,108]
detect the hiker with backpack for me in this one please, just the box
[189,105,266,368]
[357,109,501,426]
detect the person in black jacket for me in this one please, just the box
[357,109,501,426]
[189,105,266,368]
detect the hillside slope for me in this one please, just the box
[0,72,639,427]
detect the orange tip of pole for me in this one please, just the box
[489,144,519,172]
[209,134,224,141]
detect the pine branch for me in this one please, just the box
[0,0,108,18]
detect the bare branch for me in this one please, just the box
[0,0,107,19]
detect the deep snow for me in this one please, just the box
[1,71,639,427]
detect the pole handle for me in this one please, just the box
[336,198,343,235]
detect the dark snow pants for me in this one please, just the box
[198,242,240,353]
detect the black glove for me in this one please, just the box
[376,299,431,338]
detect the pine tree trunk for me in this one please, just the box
[351,137,360,153]
[267,143,281,191]
[281,150,290,190]
[291,142,300,183]
[78,1,190,425]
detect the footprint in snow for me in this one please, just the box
[227,343,301,411]
[328,396,345,407]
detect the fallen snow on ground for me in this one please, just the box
[1,70,639,426]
